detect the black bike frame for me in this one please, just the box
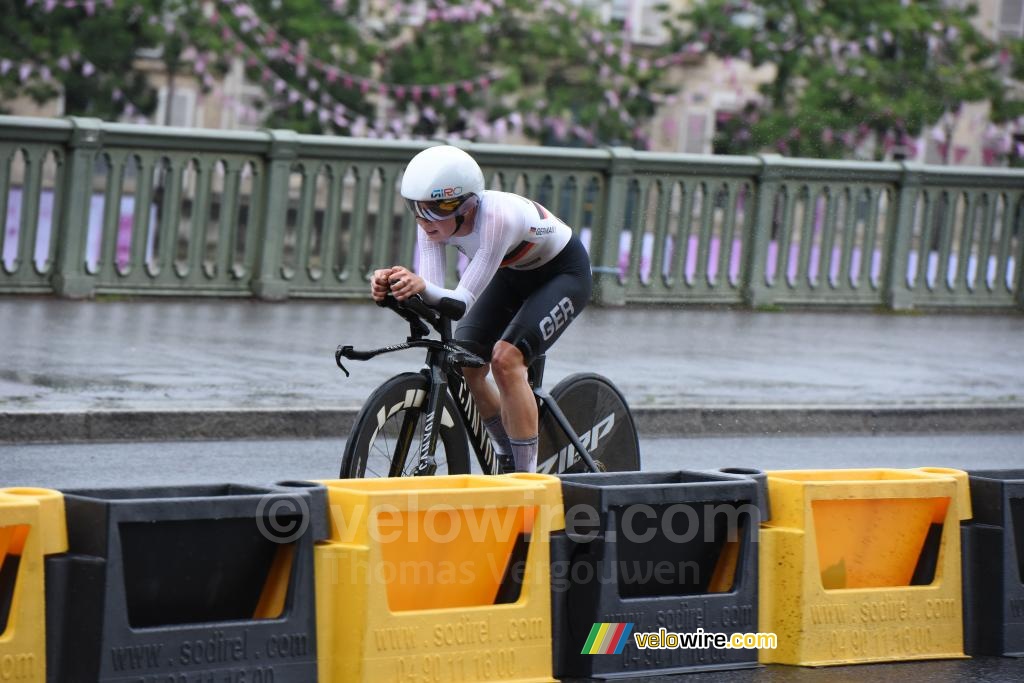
[444,366,503,474]
[413,358,600,476]
[341,294,600,476]
[405,348,449,476]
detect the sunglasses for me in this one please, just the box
[405,194,478,222]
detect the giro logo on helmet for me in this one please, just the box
[401,147,484,221]
[431,186,463,199]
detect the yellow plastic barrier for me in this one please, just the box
[314,473,562,683]
[0,488,68,683]
[759,467,971,666]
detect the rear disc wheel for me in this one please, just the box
[536,373,640,474]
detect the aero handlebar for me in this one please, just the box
[335,294,482,376]
[377,293,465,321]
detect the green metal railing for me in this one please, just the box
[1,115,1022,309]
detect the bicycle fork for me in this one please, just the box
[411,362,448,477]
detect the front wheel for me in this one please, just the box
[536,373,641,474]
[340,372,471,478]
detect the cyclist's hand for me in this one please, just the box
[388,266,425,301]
[371,268,395,302]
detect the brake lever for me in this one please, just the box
[334,345,351,377]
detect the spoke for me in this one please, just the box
[370,422,400,477]
[359,404,452,478]
[390,409,420,476]
[380,427,393,469]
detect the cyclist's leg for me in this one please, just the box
[489,339,538,463]
[493,237,592,471]
[462,360,516,469]
[454,272,524,463]
[461,365,498,417]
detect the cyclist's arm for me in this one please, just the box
[415,229,446,286]
[415,230,456,304]
[416,205,513,312]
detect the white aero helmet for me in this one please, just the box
[400,145,485,222]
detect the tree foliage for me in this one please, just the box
[0,0,166,118]
[0,0,231,121]
[373,1,668,146]
[667,0,1004,159]
[11,0,1014,158]
[991,38,1024,123]
[1,0,674,147]
[223,0,673,146]
[218,0,376,134]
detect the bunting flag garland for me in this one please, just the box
[211,12,352,119]
[1,2,707,146]
[218,0,498,102]
[214,0,688,125]
[209,0,619,143]
[24,0,114,13]
[0,55,96,85]
[2,3,172,124]
[9,0,1020,158]
[6,1,141,109]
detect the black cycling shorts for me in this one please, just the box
[454,235,592,364]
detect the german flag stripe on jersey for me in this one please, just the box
[531,200,549,219]
[500,240,536,267]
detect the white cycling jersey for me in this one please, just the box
[417,190,573,311]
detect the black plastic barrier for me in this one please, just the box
[44,483,328,683]
[551,470,770,680]
[962,469,1024,657]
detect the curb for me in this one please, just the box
[632,404,1024,436]
[2,404,1022,444]
[0,409,354,444]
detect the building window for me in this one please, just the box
[609,0,630,29]
[630,0,669,45]
[585,0,668,44]
[156,86,196,128]
[999,0,1024,40]
[684,111,708,154]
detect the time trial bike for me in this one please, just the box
[336,294,640,478]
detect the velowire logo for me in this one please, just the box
[581,623,634,655]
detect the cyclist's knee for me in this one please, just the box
[490,341,527,384]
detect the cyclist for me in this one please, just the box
[371,145,592,473]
